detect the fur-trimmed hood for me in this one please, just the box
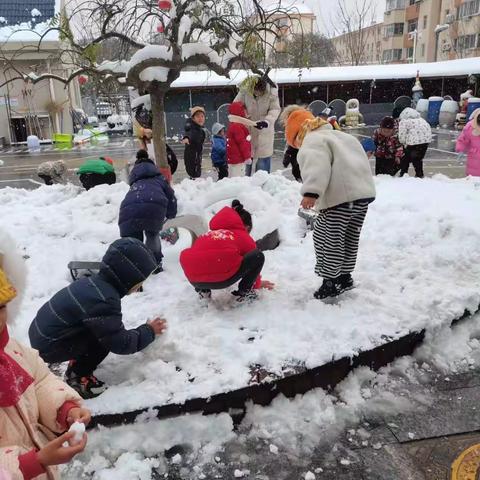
[0,231,27,323]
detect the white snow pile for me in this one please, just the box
[2,173,480,419]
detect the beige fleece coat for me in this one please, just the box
[234,85,281,160]
[298,124,376,211]
[0,337,81,480]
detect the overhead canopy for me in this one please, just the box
[169,57,480,89]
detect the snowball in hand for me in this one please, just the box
[68,421,86,445]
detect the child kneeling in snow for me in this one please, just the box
[0,246,90,480]
[119,149,177,272]
[29,238,168,399]
[179,200,274,303]
[456,108,480,177]
[227,102,254,177]
[284,106,376,300]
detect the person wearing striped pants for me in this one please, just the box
[282,105,376,300]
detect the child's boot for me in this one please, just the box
[314,279,340,300]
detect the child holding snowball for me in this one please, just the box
[0,236,90,480]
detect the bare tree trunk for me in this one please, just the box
[149,82,172,182]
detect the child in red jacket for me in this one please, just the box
[180,200,274,302]
[227,102,255,177]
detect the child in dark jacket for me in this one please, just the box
[373,116,403,176]
[211,123,228,181]
[180,200,274,302]
[182,106,206,179]
[227,102,254,177]
[29,238,168,399]
[119,150,177,271]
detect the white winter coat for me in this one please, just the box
[234,85,281,159]
[398,108,432,146]
[298,124,376,211]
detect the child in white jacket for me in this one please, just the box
[283,106,376,300]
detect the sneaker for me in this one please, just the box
[232,289,259,303]
[66,372,107,399]
[314,279,341,300]
[338,273,354,293]
[196,289,212,300]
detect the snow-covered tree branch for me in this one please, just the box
[0,0,291,177]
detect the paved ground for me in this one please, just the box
[0,127,466,189]
[161,325,480,479]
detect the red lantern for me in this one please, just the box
[156,24,164,33]
[158,0,172,10]
[78,75,88,85]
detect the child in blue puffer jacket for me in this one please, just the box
[211,123,228,181]
[119,150,177,272]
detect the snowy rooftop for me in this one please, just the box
[0,0,59,43]
[167,57,480,89]
[0,0,55,26]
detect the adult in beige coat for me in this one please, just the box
[0,233,90,480]
[284,106,376,301]
[234,77,281,175]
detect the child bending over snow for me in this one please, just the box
[180,200,274,303]
[283,105,376,300]
[0,242,90,480]
[29,238,167,399]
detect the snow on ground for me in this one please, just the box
[1,173,480,419]
[61,315,480,479]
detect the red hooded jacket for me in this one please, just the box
[227,102,252,165]
[180,207,261,286]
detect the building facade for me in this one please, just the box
[332,0,480,65]
[332,23,383,65]
[0,0,81,145]
[252,0,317,57]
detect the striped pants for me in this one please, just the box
[313,201,369,279]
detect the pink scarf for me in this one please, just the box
[0,328,34,408]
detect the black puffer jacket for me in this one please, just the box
[29,238,157,355]
[183,119,206,178]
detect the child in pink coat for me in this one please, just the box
[456,108,480,177]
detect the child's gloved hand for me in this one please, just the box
[245,159,253,165]
[254,121,268,130]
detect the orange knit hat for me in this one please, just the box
[285,109,315,147]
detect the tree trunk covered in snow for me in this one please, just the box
[150,83,171,182]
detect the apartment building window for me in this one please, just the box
[386,0,406,11]
[406,47,414,59]
[457,0,480,18]
[407,19,418,32]
[383,48,403,62]
[421,43,425,56]
[455,34,479,49]
[384,23,404,37]
[409,0,415,5]
[423,15,428,28]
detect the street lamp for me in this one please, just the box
[434,24,450,62]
